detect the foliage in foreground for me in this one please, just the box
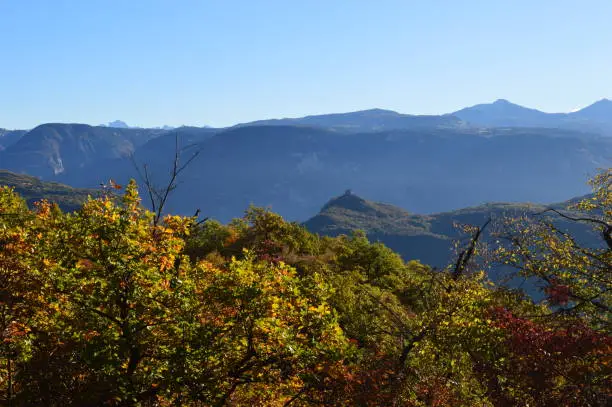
[0,172,610,406]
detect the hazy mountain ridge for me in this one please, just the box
[60,124,611,222]
[0,129,27,150]
[454,98,612,135]
[235,108,468,132]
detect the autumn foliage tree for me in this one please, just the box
[0,170,610,406]
[0,182,348,406]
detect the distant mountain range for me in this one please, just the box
[66,124,610,221]
[453,98,612,135]
[235,108,467,132]
[0,167,597,264]
[0,123,166,178]
[0,98,610,222]
[233,98,612,134]
[106,120,130,129]
[100,121,177,130]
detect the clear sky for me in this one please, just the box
[1,0,611,129]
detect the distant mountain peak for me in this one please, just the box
[490,99,533,110]
[452,98,553,127]
[571,98,612,119]
[321,190,371,213]
[583,98,612,107]
[456,99,535,114]
[594,98,612,107]
[305,192,434,238]
[355,108,401,115]
[108,120,129,128]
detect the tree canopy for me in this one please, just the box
[0,171,610,406]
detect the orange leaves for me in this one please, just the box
[82,330,100,341]
[108,179,122,190]
[161,214,191,235]
[33,199,52,218]
[224,228,240,246]
[0,231,28,254]
[158,255,175,273]
[2,321,30,343]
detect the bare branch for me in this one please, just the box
[130,133,201,226]
[451,218,491,281]
[535,207,612,250]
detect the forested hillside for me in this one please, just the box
[0,170,92,211]
[1,169,609,406]
[304,190,599,268]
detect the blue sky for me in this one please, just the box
[1,0,611,129]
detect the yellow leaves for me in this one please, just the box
[102,199,113,210]
[308,304,331,316]
[76,258,95,270]
[162,214,191,235]
[197,260,217,275]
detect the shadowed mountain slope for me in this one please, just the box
[75,124,610,222]
[0,129,26,150]
[0,169,94,211]
[0,123,167,178]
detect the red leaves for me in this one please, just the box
[544,281,571,306]
[490,306,609,356]
[313,357,397,406]
[487,306,612,405]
